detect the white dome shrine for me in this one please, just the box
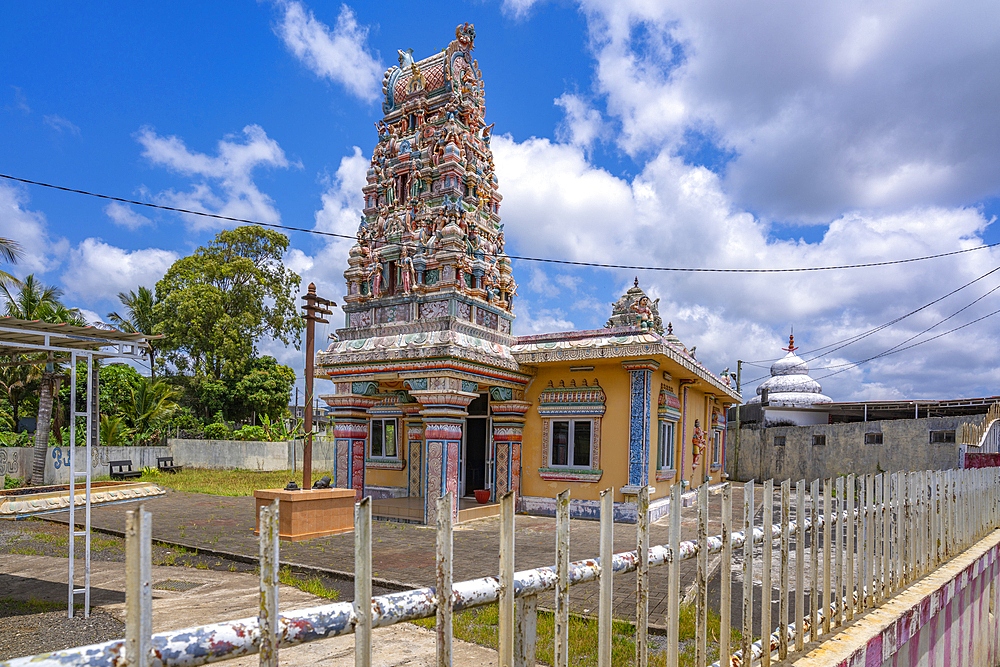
[747,334,832,407]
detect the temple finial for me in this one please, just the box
[634,276,639,288]
[782,329,797,352]
[667,322,673,335]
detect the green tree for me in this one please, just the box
[2,275,85,484]
[124,377,178,436]
[106,286,159,376]
[154,226,303,380]
[231,356,296,423]
[0,236,23,289]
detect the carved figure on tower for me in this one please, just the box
[342,23,515,338]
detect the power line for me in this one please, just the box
[3,172,1000,273]
[813,305,1000,381]
[747,276,1000,385]
[743,265,1000,371]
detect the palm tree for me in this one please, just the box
[1,275,85,484]
[107,286,158,377]
[124,377,177,436]
[0,236,23,289]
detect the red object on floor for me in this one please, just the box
[474,489,491,504]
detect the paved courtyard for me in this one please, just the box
[43,484,760,630]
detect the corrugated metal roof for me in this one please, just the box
[0,316,152,354]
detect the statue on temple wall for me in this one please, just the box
[400,246,415,295]
[631,296,653,332]
[369,257,384,299]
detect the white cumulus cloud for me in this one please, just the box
[137,124,294,231]
[61,239,178,304]
[104,202,153,230]
[271,1,384,103]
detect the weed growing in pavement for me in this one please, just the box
[0,597,81,615]
[10,545,43,556]
[276,566,340,600]
[410,602,740,667]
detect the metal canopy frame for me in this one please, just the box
[0,316,149,618]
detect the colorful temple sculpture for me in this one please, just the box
[316,25,740,523]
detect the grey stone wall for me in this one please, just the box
[725,416,970,482]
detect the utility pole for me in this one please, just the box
[733,360,742,480]
[301,283,335,490]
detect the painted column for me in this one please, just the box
[678,379,695,487]
[324,387,378,500]
[411,378,477,525]
[622,360,660,489]
[490,394,531,504]
[402,404,424,497]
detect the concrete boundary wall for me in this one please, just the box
[1,440,347,484]
[726,416,970,482]
[792,530,1000,667]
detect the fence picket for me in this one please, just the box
[810,479,819,643]
[355,497,372,667]
[823,478,831,636]
[696,485,708,667]
[637,486,650,667]
[834,476,843,628]
[761,479,773,667]
[500,491,515,667]
[796,479,805,651]
[258,500,279,667]
[667,483,681,667]
[882,473,890,600]
[779,480,789,661]
[846,474,855,623]
[721,483,733,667]
[436,493,453,667]
[125,505,152,667]
[598,489,613,667]
[874,473,882,606]
[743,480,754,663]
[514,595,537,667]
[554,490,569,667]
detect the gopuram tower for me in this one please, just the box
[318,24,531,524]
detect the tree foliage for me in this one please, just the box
[154,226,303,380]
[107,286,158,375]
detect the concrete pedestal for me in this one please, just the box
[253,487,355,541]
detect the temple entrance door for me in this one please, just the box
[462,417,489,497]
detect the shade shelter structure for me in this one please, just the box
[0,316,152,618]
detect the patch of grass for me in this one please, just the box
[31,533,69,546]
[411,602,741,667]
[277,566,340,600]
[91,537,122,551]
[10,545,43,556]
[0,597,81,617]
[138,469,334,497]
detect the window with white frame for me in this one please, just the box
[657,419,676,470]
[712,431,721,464]
[370,418,398,458]
[549,419,592,468]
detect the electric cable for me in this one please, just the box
[3,172,999,274]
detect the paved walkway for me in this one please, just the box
[45,485,758,628]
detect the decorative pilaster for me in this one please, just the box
[402,404,424,497]
[490,399,531,503]
[622,360,660,489]
[324,393,379,500]
[412,379,476,524]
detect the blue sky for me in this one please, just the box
[2,0,1000,402]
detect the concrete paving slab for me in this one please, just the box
[0,555,508,665]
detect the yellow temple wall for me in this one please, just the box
[520,359,636,504]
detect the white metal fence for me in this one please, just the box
[4,467,1000,667]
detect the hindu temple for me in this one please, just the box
[317,24,740,524]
